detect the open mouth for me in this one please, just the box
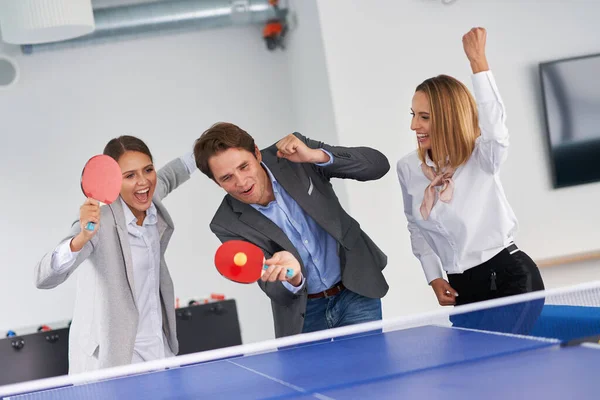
[240,185,254,196]
[134,188,150,203]
[417,133,429,142]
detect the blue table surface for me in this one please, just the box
[9,325,570,400]
[296,345,600,400]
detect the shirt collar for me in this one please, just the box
[262,162,278,185]
[423,151,436,168]
[120,197,157,227]
[250,162,279,211]
[420,151,449,170]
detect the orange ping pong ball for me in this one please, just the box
[233,252,247,267]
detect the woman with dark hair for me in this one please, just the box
[35,136,196,373]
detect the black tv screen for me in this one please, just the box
[539,53,600,188]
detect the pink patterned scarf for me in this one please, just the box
[420,163,455,220]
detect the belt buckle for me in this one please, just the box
[327,284,341,298]
[321,283,343,299]
[507,242,519,254]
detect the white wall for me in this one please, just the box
[314,0,600,318]
[541,260,600,290]
[0,25,296,343]
[284,0,347,207]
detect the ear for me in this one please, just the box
[254,145,262,163]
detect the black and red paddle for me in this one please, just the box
[214,240,294,284]
[80,155,122,231]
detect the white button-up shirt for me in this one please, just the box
[396,71,518,284]
[119,198,173,363]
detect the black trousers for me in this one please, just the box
[447,245,546,335]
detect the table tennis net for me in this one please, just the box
[377,280,600,346]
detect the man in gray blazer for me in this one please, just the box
[194,122,390,338]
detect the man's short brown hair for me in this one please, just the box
[193,122,256,180]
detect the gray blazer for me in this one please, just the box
[210,133,390,338]
[34,158,190,373]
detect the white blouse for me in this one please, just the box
[396,70,518,284]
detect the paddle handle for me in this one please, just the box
[84,201,104,231]
[263,265,294,278]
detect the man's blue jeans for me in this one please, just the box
[302,288,382,334]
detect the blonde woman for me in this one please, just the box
[396,28,544,331]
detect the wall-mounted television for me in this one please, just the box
[539,53,600,189]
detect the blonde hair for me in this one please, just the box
[415,74,480,170]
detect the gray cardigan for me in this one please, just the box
[34,158,190,373]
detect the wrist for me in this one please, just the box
[429,278,444,286]
[70,234,86,252]
[289,273,303,287]
[469,57,489,74]
[311,148,329,164]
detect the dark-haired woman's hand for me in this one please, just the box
[462,27,489,73]
[70,198,100,252]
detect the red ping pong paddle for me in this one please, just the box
[80,155,122,231]
[214,240,294,284]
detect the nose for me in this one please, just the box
[410,115,419,131]
[137,174,149,186]
[233,173,245,188]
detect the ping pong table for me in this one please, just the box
[4,323,600,399]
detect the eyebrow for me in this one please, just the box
[122,163,154,176]
[218,161,248,181]
[411,108,430,115]
[217,172,230,181]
